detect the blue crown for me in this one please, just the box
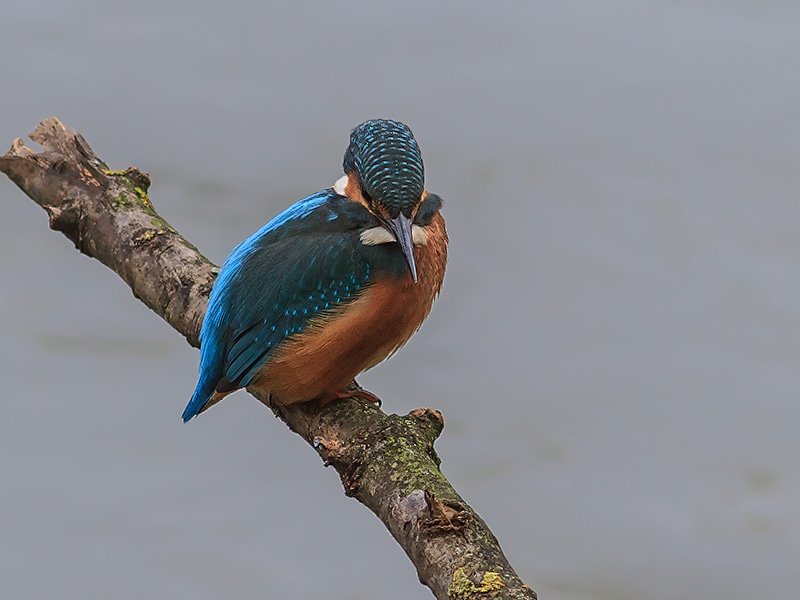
[343,119,424,218]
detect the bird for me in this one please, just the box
[182,119,448,422]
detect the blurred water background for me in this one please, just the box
[1,2,799,599]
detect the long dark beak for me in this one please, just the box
[388,214,418,283]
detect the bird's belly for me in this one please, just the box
[253,277,431,404]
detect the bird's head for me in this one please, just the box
[336,119,425,282]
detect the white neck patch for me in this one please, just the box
[360,227,395,245]
[333,175,348,196]
[360,225,429,246]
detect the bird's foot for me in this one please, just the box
[346,379,382,407]
[319,380,382,408]
[343,388,382,407]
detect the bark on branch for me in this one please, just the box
[1,118,536,600]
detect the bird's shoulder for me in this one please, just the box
[210,190,376,311]
[240,189,376,249]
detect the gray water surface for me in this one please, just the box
[2,2,799,599]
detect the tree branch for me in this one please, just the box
[1,118,536,600]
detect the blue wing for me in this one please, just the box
[183,190,375,421]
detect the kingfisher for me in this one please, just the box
[182,119,448,421]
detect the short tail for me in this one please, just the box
[182,374,225,422]
[182,387,209,422]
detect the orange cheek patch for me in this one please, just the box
[343,173,371,211]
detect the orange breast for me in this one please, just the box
[254,213,448,404]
